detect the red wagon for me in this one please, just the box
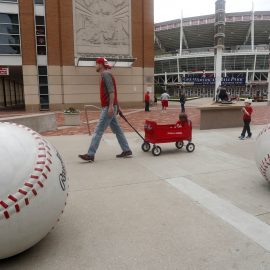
[119,112,195,156]
[142,120,195,156]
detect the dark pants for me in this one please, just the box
[241,120,251,137]
[145,101,150,112]
[180,103,185,113]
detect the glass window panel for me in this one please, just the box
[35,0,44,4]
[37,45,46,55]
[0,45,20,54]
[39,76,48,85]
[36,25,45,35]
[39,85,48,95]
[40,95,49,104]
[36,36,46,46]
[38,66,47,75]
[0,0,18,2]
[0,24,19,34]
[0,34,20,45]
[35,16,45,26]
[0,14,18,24]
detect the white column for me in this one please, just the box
[215,48,223,101]
[179,10,183,56]
[251,2,255,51]
[177,55,180,83]
[252,53,257,81]
[165,72,168,85]
[246,69,249,84]
[165,72,168,91]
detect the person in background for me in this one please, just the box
[78,57,132,162]
[179,92,186,113]
[154,96,158,106]
[239,99,253,140]
[160,91,170,111]
[144,91,150,112]
[218,87,229,102]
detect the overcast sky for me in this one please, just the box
[154,0,270,22]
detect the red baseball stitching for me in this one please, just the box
[0,123,53,220]
[259,153,270,182]
[257,125,270,140]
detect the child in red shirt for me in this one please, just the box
[239,99,253,140]
[144,91,150,112]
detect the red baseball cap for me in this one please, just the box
[96,57,112,69]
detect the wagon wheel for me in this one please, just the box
[175,141,184,149]
[141,142,151,152]
[152,146,162,156]
[186,143,195,153]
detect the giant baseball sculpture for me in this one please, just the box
[0,122,68,259]
[256,124,270,183]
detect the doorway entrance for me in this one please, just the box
[0,66,24,110]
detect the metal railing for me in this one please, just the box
[84,105,100,136]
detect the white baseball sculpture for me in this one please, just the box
[0,122,68,259]
[255,124,270,183]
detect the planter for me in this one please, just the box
[64,112,80,126]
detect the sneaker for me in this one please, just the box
[78,154,94,162]
[116,150,133,158]
[246,133,252,139]
[239,136,245,140]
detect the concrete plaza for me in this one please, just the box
[1,122,270,269]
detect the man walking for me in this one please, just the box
[79,57,132,162]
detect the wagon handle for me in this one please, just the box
[119,111,145,141]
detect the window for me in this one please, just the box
[0,0,18,3]
[0,14,18,24]
[39,75,48,85]
[38,66,47,75]
[0,13,20,55]
[37,46,46,55]
[0,45,20,54]
[36,25,45,35]
[35,16,44,26]
[35,16,47,55]
[0,24,19,34]
[0,34,20,44]
[35,0,44,4]
[38,66,49,110]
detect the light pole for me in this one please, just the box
[214,0,226,102]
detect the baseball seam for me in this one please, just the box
[257,125,270,140]
[259,153,270,182]
[0,123,53,221]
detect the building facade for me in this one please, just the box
[154,11,270,100]
[0,0,154,111]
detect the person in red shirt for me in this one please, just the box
[79,57,132,162]
[144,91,150,112]
[239,99,253,140]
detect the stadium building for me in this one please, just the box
[154,7,270,100]
[0,0,154,111]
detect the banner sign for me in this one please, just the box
[183,76,246,86]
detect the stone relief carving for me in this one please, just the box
[74,0,131,56]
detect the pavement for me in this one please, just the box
[1,122,270,269]
[1,98,270,269]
